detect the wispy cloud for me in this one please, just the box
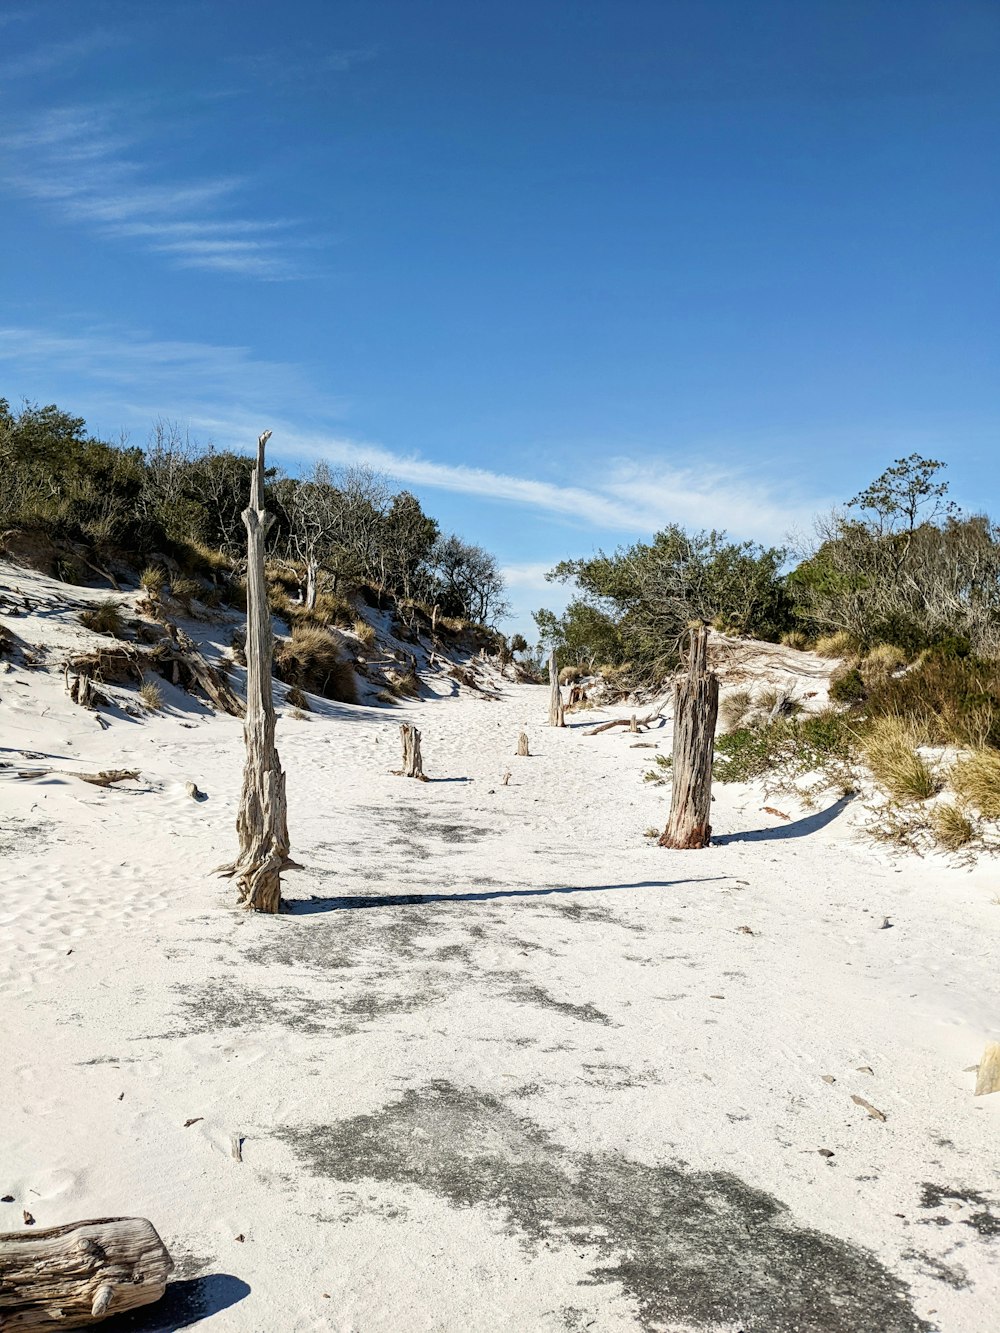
[1,97,310,277]
[0,323,829,545]
[0,30,125,80]
[228,45,377,86]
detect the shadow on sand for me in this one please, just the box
[102,1275,250,1331]
[288,877,729,915]
[713,793,854,845]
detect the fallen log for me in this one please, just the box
[585,699,669,737]
[0,1215,173,1330]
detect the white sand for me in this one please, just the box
[2,562,998,1332]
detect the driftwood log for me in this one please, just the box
[64,629,243,719]
[399,723,426,779]
[217,432,292,913]
[548,651,564,727]
[660,626,718,849]
[0,1216,173,1330]
[517,731,530,757]
[585,699,668,737]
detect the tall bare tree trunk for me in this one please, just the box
[548,650,564,727]
[660,626,718,849]
[304,555,318,611]
[218,431,291,912]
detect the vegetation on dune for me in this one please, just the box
[79,599,126,637]
[0,399,507,633]
[273,625,358,705]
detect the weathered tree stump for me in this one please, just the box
[517,732,530,756]
[660,626,718,849]
[974,1040,1000,1095]
[400,722,426,779]
[0,1216,173,1330]
[629,713,638,734]
[548,650,564,727]
[217,431,291,912]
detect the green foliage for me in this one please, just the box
[545,526,793,679]
[864,649,1000,749]
[713,710,855,786]
[828,665,866,704]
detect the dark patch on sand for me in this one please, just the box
[277,1081,930,1333]
[901,1248,970,1290]
[488,970,614,1026]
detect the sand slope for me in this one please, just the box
[2,563,998,1332]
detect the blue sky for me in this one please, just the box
[1,0,997,638]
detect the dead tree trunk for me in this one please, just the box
[548,650,564,727]
[0,1216,173,1330]
[217,431,291,912]
[399,722,426,779]
[660,626,718,849]
[304,555,318,611]
[517,731,530,756]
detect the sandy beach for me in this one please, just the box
[2,562,998,1332]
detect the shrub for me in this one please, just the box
[353,618,376,648]
[713,709,855,786]
[720,688,752,731]
[79,599,125,637]
[273,625,358,704]
[780,630,810,650]
[559,665,584,685]
[864,650,1000,748]
[829,665,866,704]
[139,679,163,710]
[285,685,310,711]
[863,718,938,802]
[814,631,859,658]
[949,748,1000,819]
[139,565,168,597]
[229,627,247,666]
[931,802,975,850]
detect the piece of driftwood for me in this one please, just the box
[548,651,564,727]
[399,722,426,779]
[0,1215,173,1329]
[11,768,139,788]
[65,628,243,719]
[585,699,668,737]
[974,1041,1000,1095]
[159,624,244,718]
[216,432,291,913]
[660,627,718,849]
[517,732,530,756]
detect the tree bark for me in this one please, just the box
[399,722,426,779]
[0,1216,173,1330]
[517,732,530,756]
[217,431,291,912]
[548,650,564,727]
[660,626,718,849]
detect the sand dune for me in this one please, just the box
[2,561,998,1332]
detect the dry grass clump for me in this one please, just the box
[865,651,1000,749]
[949,748,1000,820]
[559,665,584,685]
[931,802,975,850]
[175,539,233,577]
[139,565,168,598]
[273,625,358,704]
[169,575,202,609]
[863,717,939,802]
[352,618,376,648]
[285,685,310,711]
[720,688,752,731]
[79,599,125,637]
[139,679,163,710]
[780,630,810,650]
[863,643,908,675]
[814,631,859,658]
[386,667,420,698]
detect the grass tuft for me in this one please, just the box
[863,718,939,802]
[139,679,163,710]
[949,748,1000,819]
[814,631,859,658]
[274,625,358,704]
[931,802,975,851]
[352,618,376,648]
[720,688,752,731]
[79,599,125,637]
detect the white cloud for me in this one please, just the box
[0,100,310,277]
[0,323,829,546]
